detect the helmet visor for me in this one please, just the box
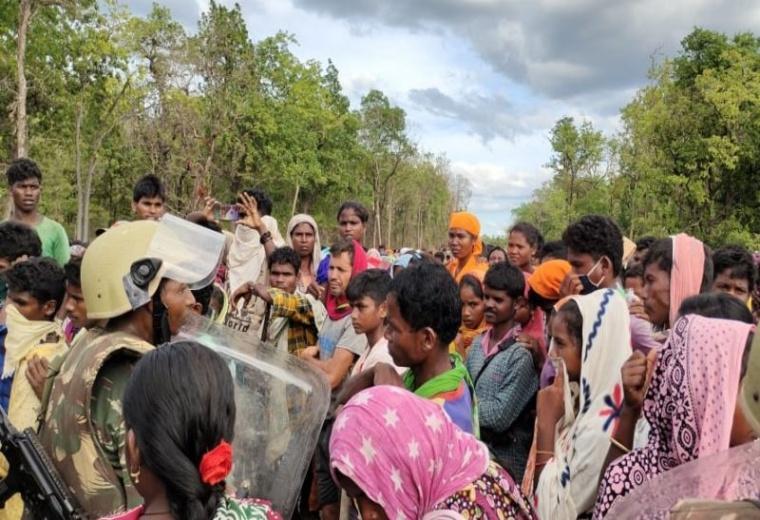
[147,213,225,290]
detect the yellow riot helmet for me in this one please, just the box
[82,214,225,320]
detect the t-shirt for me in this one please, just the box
[35,217,70,266]
[319,314,367,415]
[403,355,478,436]
[427,379,477,436]
[350,337,404,377]
[317,314,366,361]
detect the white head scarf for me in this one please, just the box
[536,289,632,518]
[285,214,321,277]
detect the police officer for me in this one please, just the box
[36,215,224,516]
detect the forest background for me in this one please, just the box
[1,1,758,249]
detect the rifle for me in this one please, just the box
[0,406,84,519]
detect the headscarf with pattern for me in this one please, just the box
[330,386,490,520]
[535,289,632,518]
[593,315,753,518]
[668,233,706,327]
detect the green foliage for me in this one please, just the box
[2,0,454,247]
[515,27,760,249]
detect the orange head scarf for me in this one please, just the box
[527,259,572,301]
[448,212,483,257]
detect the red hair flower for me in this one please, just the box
[199,440,233,485]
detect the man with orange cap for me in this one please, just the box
[446,211,488,283]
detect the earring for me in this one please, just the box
[130,466,141,485]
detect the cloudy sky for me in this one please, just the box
[127,0,760,235]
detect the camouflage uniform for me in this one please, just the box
[37,328,153,517]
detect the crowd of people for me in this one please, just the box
[0,156,759,519]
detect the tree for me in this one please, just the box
[12,0,84,158]
[449,172,472,211]
[515,28,760,249]
[546,116,606,223]
[357,89,414,246]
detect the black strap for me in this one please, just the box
[261,302,272,343]
[473,336,518,387]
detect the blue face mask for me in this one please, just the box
[578,258,604,295]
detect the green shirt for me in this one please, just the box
[35,216,70,266]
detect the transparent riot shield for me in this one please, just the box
[607,440,760,518]
[178,313,330,518]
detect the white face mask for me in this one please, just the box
[3,304,59,379]
[578,257,605,295]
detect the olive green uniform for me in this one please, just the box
[37,329,153,517]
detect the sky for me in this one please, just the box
[126,0,760,236]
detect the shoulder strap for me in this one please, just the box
[473,336,518,387]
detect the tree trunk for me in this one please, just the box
[385,186,393,248]
[195,134,217,202]
[74,103,84,240]
[15,0,32,158]
[567,163,577,224]
[416,205,423,249]
[373,197,381,248]
[291,181,300,217]
[83,161,97,239]
[372,163,382,247]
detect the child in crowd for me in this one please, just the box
[0,222,42,318]
[2,258,67,427]
[533,289,631,518]
[24,256,105,402]
[466,262,538,482]
[0,222,42,411]
[346,269,403,376]
[235,247,326,353]
[453,274,488,358]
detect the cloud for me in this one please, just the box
[408,87,523,142]
[126,0,202,29]
[291,0,760,98]
[450,160,553,235]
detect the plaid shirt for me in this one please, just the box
[268,288,320,353]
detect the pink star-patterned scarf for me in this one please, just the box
[329,386,489,520]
